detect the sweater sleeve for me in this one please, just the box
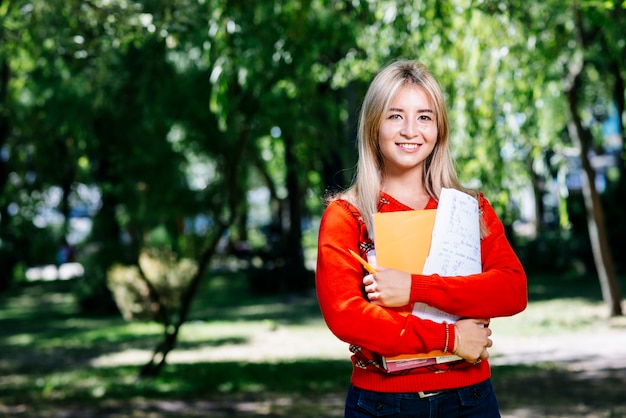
[316,201,449,357]
[409,196,528,318]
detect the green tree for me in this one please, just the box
[483,0,624,316]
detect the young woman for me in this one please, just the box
[315,59,527,417]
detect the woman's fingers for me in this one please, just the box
[362,274,378,302]
[455,318,496,364]
[363,274,378,293]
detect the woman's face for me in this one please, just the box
[378,84,438,177]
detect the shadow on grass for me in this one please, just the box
[492,363,626,416]
[1,359,625,417]
[0,359,352,399]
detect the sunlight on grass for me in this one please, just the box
[178,320,260,341]
[4,319,164,351]
[78,321,164,341]
[492,298,611,337]
[4,333,35,345]
[89,316,346,368]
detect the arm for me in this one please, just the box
[316,201,450,357]
[365,196,527,317]
[362,271,495,363]
[410,196,528,318]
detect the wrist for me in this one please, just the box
[443,322,450,353]
[451,324,460,355]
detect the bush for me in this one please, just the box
[107,249,197,321]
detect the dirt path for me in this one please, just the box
[490,325,626,373]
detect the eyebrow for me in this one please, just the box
[387,107,434,114]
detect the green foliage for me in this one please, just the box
[517,228,591,276]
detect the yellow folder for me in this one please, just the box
[372,210,436,274]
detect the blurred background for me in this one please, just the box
[1,0,625,416]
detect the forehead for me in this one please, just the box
[388,84,432,108]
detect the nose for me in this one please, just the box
[401,118,418,138]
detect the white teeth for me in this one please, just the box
[399,143,419,149]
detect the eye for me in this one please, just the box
[387,113,402,120]
[418,114,433,121]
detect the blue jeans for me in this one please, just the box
[344,379,501,418]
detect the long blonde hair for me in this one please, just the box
[333,59,478,235]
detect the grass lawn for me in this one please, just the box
[0,269,625,417]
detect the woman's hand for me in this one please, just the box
[363,268,411,307]
[453,318,493,363]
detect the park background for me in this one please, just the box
[1,0,626,416]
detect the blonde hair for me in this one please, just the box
[333,59,478,235]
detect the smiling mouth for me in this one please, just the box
[398,143,420,150]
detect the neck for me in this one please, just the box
[381,171,430,210]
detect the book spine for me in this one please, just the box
[383,354,462,372]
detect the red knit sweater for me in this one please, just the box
[315,192,527,393]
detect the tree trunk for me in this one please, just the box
[0,58,16,291]
[565,55,623,317]
[527,155,544,238]
[139,221,229,378]
[282,132,308,290]
[140,123,248,377]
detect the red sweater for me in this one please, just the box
[315,192,527,393]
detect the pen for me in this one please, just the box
[348,249,377,274]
